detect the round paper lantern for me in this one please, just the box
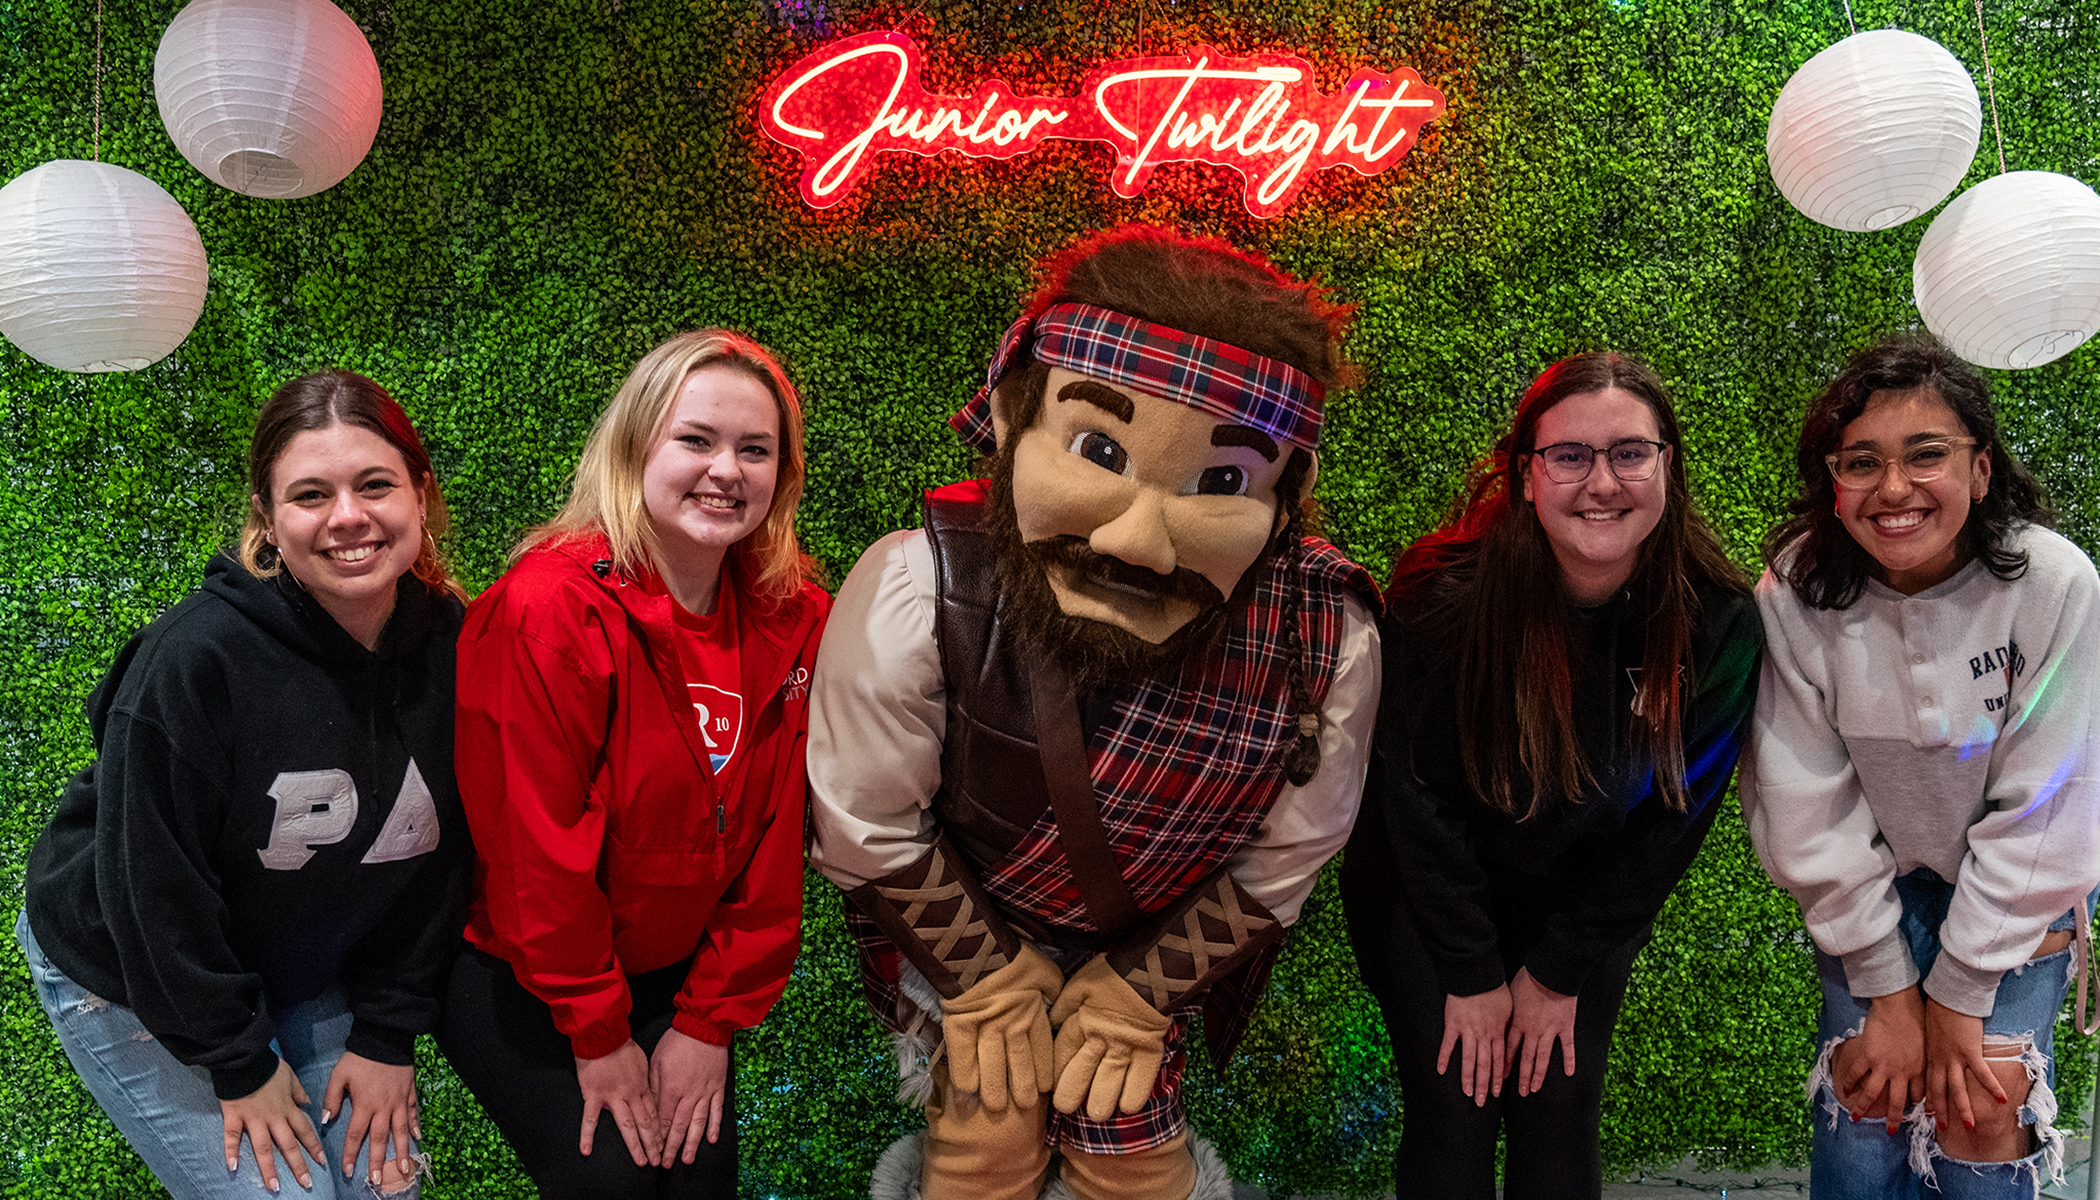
[155,0,382,199]
[0,160,209,373]
[1767,29,1981,232]
[1914,171,2100,370]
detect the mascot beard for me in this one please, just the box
[983,435,1262,690]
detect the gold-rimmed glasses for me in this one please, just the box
[1823,438,1980,490]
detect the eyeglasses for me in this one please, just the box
[1823,438,1979,489]
[1529,439,1670,484]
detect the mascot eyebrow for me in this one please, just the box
[1057,379,1135,422]
[1056,379,1280,462]
[1211,425,1278,462]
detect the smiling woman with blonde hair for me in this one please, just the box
[436,329,828,1200]
[527,328,817,601]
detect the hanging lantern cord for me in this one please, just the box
[1973,0,2007,174]
[92,0,103,162]
[1839,0,1855,38]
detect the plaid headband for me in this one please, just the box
[949,302,1326,454]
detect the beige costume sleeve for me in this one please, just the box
[806,531,1058,1112]
[807,529,944,889]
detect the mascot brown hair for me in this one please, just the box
[808,226,1381,1200]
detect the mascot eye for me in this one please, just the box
[1190,465,1248,496]
[1069,431,1130,475]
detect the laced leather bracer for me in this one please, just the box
[1104,869,1284,1013]
[846,834,1020,1000]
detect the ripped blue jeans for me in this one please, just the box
[16,909,421,1200]
[1808,870,2083,1200]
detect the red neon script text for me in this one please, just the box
[758,32,1446,218]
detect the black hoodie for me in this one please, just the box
[26,555,469,1100]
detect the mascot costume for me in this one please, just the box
[808,226,1381,1200]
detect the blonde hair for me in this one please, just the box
[240,371,464,602]
[524,329,818,603]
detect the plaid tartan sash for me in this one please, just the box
[972,529,1370,928]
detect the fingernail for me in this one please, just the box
[1965,1118,1976,1129]
[321,1110,333,1123]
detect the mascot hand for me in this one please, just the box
[1049,955,1172,1121]
[938,943,1061,1112]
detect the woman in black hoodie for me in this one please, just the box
[1341,353,1761,1198]
[18,372,470,1200]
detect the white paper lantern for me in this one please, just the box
[155,0,382,199]
[1914,171,2100,370]
[1767,29,1981,232]
[0,160,209,373]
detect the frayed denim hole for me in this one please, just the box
[1904,1098,1939,1187]
[362,1147,431,1199]
[1807,1021,1863,1130]
[1999,1037,2067,1187]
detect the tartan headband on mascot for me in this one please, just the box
[948,302,1327,455]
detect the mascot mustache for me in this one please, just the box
[1024,536,1226,609]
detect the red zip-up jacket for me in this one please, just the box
[457,533,829,1059]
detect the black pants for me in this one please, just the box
[1340,837,1646,1200]
[436,944,737,1200]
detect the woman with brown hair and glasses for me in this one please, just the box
[1342,352,1762,1198]
[1741,333,2100,1197]
[437,330,828,1199]
[19,371,469,1199]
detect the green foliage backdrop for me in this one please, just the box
[2,0,2096,1194]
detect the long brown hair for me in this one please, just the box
[1386,353,1746,818]
[241,370,463,602]
[523,329,819,604]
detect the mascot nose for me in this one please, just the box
[1088,491,1176,577]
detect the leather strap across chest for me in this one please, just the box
[1027,658,1142,933]
[924,484,1145,937]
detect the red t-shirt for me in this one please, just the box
[671,579,746,788]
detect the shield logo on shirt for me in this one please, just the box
[688,684,745,773]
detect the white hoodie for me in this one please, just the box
[1741,524,2100,1016]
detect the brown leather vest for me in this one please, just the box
[923,486,1065,898]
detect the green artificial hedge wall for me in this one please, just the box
[2,0,2097,1194]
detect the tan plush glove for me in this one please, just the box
[1048,954,1172,1121]
[940,943,1062,1112]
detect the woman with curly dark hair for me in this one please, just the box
[1742,333,2100,1197]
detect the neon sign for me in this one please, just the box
[757,31,1447,219]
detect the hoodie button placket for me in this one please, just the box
[1900,599,1950,745]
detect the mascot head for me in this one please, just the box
[951,226,1351,707]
